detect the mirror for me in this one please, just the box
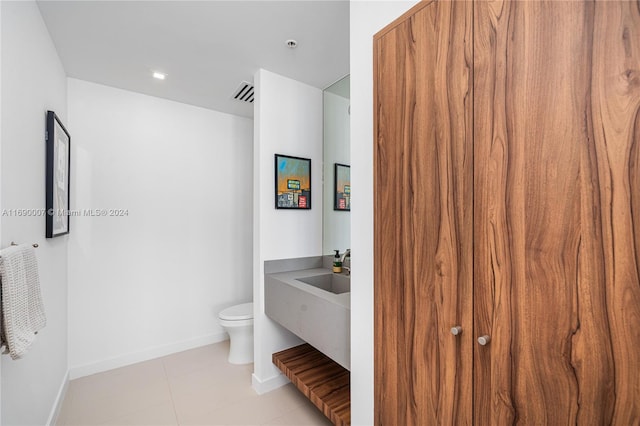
[322,75,350,255]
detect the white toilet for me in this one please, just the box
[218,302,254,364]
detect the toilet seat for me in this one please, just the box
[219,302,253,321]
[219,318,253,328]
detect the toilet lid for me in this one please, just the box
[219,302,254,321]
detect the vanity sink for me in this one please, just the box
[265,267,350,370]
[296,273,350,294]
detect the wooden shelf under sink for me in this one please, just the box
[272,344,350,426]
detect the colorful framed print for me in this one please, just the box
[46,110,71,238]
[334,163,350,211]
[275,154,311,209]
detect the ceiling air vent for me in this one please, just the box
[231,81,254,103]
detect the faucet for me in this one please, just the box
[340,249,351,275]
[340,249,350,264]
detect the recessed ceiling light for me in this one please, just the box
[153,72,166,80]
[286,39,298,49]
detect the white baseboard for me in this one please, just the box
[251,372,290,395]
[69,332,228,380]
[47,370,69,426]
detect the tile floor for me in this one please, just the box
[56,341,333,426]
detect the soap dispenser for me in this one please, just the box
[333,250,342,273]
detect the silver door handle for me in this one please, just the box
[450,326,462,336]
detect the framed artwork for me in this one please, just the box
[46,110,71,238]
[275,154,312,209]
[334,163,351,211]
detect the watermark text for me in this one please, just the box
[2,208,129,217]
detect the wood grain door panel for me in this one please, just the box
[474,1,640,424]
[374,1,473,424]
[374,0,640,424]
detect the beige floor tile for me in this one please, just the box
[65,377,173,425]
[179,396,266,426]
[162,342,230,378]
[191,384,309,426]
[262,384,310,410]
[261,402,332,426]
[99,402,178,426]
[70,358,167,401]
[168,361,253,398]
[55,393,75,426]
[58,343,330,426]
[171,371,256,425]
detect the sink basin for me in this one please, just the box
[296,273,350,294]
[265,268,350,369]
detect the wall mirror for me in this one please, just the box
[322,75,350,255]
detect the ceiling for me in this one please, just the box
[37,1,350,118]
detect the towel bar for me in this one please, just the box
[9,242,38,248]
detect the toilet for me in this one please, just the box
[218,302,254,364]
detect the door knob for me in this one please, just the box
[478,335,491,345]
[450,326,462,336]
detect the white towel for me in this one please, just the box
[0,244,46,359]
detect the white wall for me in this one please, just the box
[322,91,350,255]
[350,1,419,424]
[0,1,69,424]
[67,78,253,377]
[252,69,323,393]
[1,4,3,421]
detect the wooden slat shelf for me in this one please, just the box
[272,344,350,426]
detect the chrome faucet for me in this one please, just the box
[340,249,351,275]
[340,249,350,264]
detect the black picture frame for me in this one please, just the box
[334,163,351,211]
[46,110,71,238]
[275,154,312,209]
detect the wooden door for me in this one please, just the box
[373,1,473,424]
[474,1,640,424]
